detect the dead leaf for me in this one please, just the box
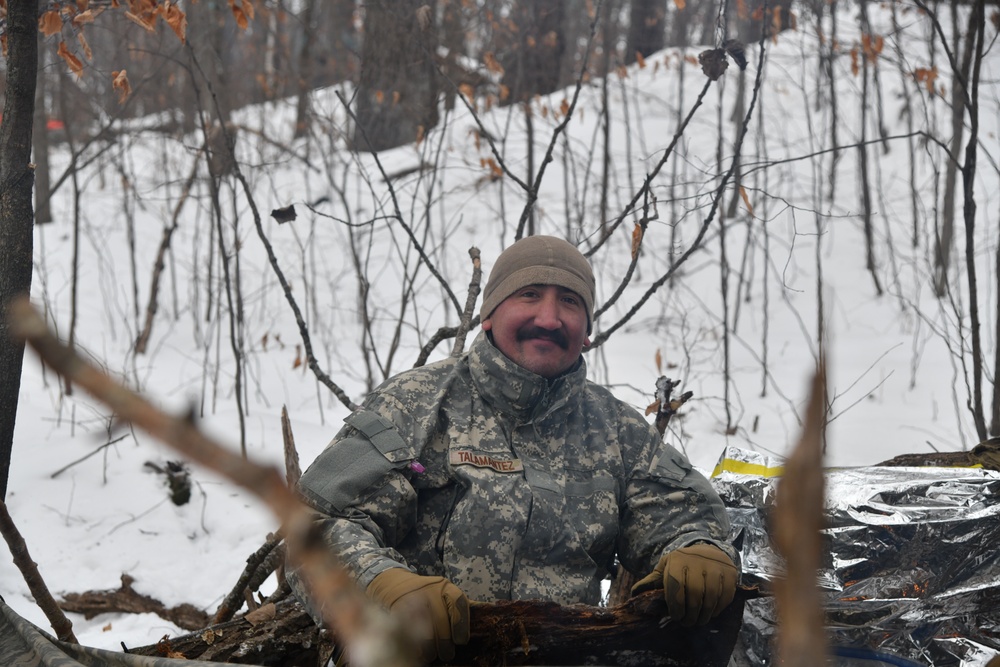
[77,31,92,61]
[124,11,156,32]
[102,622,112,632]
[631,223,643,260]
[71,10,96,28]
[645,400,660,416]
[201,628,220,644]
[483,52,504,75]
[914,66,938,94]
[674,0,686,9]
[655,348,663,374]
[112,69,131,104]
[39,11,63,36]
[559,98,570,116]
[850,46,859,77]
[739,185,754,217]
[416,4,432,31]
[244,602,276,627]
[635,51,647,68]
[57,41,84,78]
[159,2,187,42]
[228,0,253,30]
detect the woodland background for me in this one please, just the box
[0,0,998,656]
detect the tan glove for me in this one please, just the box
[631,544,738,627]
[367,568,470,662]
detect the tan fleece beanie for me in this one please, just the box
[480,235,596,333]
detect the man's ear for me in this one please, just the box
[583,336,591,348]
[482,318,493,332]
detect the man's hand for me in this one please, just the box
[367,568,470,662]
[631,544,738,627]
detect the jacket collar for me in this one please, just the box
[467,331,586,422]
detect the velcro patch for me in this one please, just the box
[449,450,523,473]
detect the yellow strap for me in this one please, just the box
[711,458,785,479]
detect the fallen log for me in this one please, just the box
[129,589,749,666]
[61,574,210,632]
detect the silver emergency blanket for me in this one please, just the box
[713,446,1000,667]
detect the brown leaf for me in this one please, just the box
[635,51,647,68]
[655,348,663,374]
[160,2,187,42]
[645,400,661,417]
[735,0,748,20]
[39,10,63,36]
[112,69,131,104]
[459,83,475,104]
[485,157,503,180]
[483,51,504,75]
[77,31,92,62]
[631,223,643,260]
[71,10,96,28]
[244,602,276,627]
[124,11,156,32]
[850,46,859,77]
[673,0,686,10]
[57,41,84,78]
[559,98,570,117]
[228,0,252,30]
[416,4,432,31]
[739,185,754,217]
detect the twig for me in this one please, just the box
[212,534,283,624]
[0,499,78,643]
[336,90,462,314]
[450,247,482,357]
[8,297,418,667]
[49,434,128,478]
[281,405,302,489]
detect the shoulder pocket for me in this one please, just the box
[650,444,693,482]
[298,409,413,513]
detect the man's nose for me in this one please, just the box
[533,294,562,329]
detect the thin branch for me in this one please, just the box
[591,38,769,349]
[0,499,78,643]
[516,0,605,239]
[450,248,483,357]
[336,90,462,314]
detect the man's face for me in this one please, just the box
[482,284,590,378]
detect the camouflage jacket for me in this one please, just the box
[295,332,734,605]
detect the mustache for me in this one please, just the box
[516,327,568,349]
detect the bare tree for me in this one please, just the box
[0,1,39,499]
[354,1,440,152]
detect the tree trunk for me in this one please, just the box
[498,0,566,105]
[626,0,667,65]
[353,0,439,152]
[0,0,39,499]
[293,0,319,139]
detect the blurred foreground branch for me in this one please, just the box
[6,296,417,667]
[772,367,829,666]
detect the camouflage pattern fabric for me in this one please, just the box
[295,332,735,606]
[0,596,246,667]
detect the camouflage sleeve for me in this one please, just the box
[294,392,423,591]
[618,416,737,577]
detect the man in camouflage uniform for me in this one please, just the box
[291,235,738,663]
